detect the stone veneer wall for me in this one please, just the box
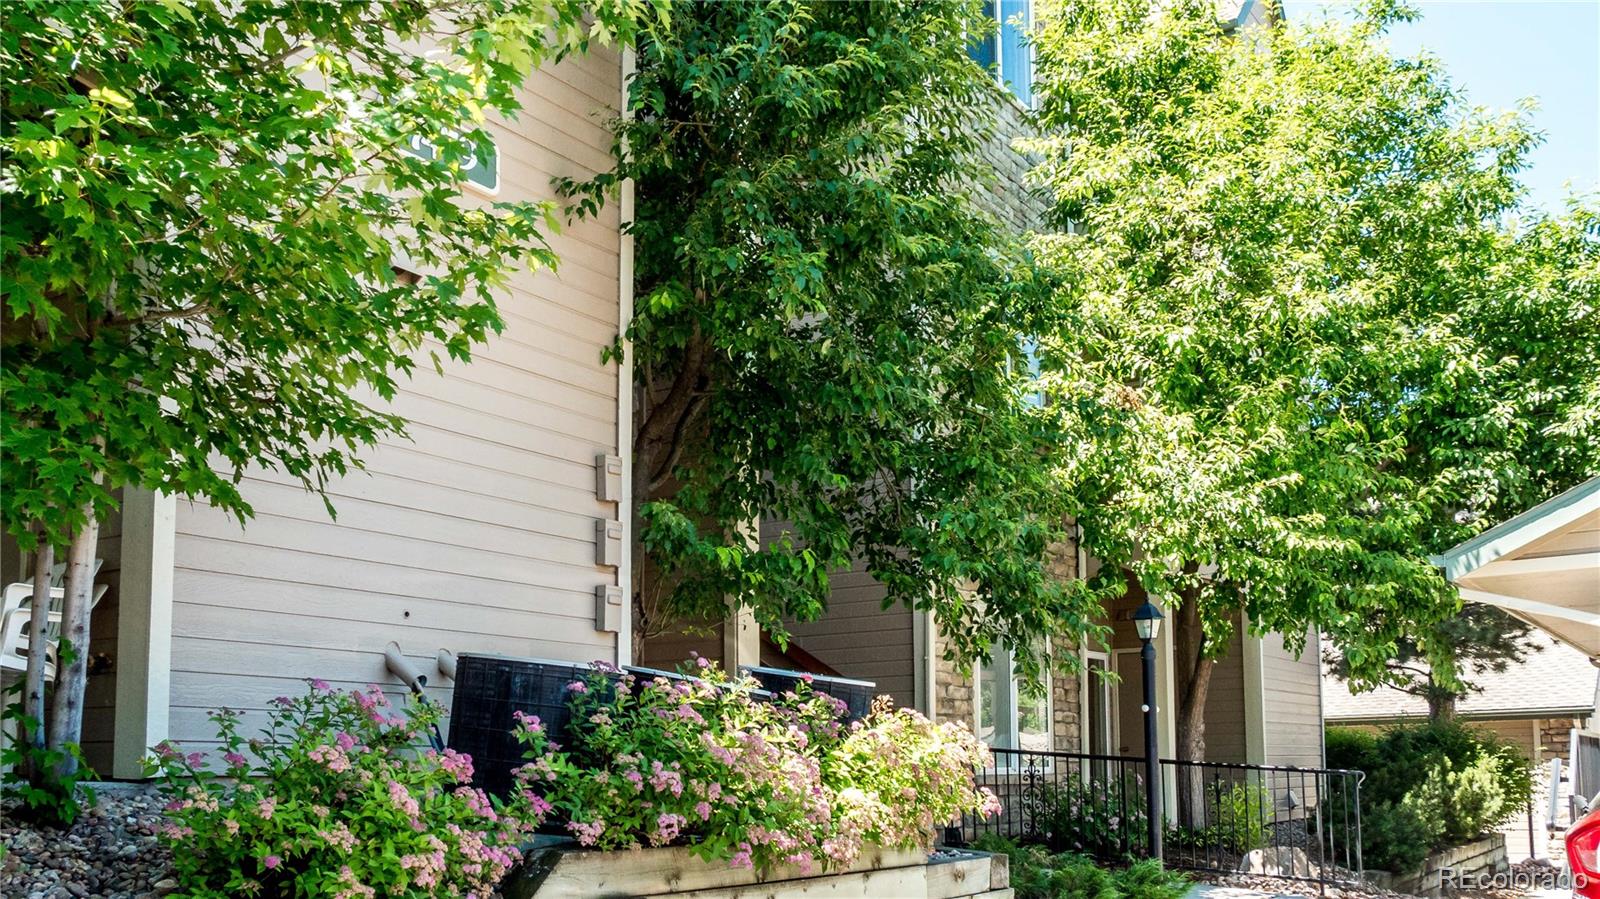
[1540,717,1584,760]
[933,537,1083,753]
[966,94,1051,232]
[932,91,1081,751]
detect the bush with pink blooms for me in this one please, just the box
[506,659,999,873]
[147,681,537,899]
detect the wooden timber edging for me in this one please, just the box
[504,839,1013,898]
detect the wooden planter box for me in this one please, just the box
[504,840,1012,898]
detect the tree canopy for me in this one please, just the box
[1,0,661,551]
[563,0,1103,672]
[0,0,662,813]
[1026,0,1600,755]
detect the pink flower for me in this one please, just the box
[388,779,421,818]
[568,819,606,847]
[651,812,686,846]
[521,792,553,819]
[224,751,248,768]
[335,731,356,751]
[308,743,351,772]
[309,678,331,692]
[565,680,588,694]
[263,855,281,870]
[437,748,474,783]
[513,710,543,732]
[256,797,277,819]
[694,801,712,821]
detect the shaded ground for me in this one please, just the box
[1,784,173,899]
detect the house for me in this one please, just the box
[636,0,1327,776]
[1428,477,1600,843]
[0,0,1324,787]
[1324,627,1597,763]
[0,45,636,779]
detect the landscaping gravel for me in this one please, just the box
[1197,871,1420,899]
[1,785,174,899]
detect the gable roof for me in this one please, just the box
[1324,628,1598,723]
[1431,477,1600,662]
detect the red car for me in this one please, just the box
[1572,800,1600,899]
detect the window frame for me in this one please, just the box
[973,639,1053,769]
[969,0,1036,108]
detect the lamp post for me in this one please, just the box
[1134,599,1165,864]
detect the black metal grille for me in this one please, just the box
[958,748,1365,887]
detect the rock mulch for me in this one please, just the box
[1197,871,1419,899]
[1,784,174,899]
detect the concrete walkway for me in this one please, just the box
[1186,884,1306,899]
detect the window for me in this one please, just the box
[1019,336,1044,407]
[403,131,500,194]
[975,642,1051,760]
[968,0,1034,106]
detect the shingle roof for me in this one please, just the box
[1323,630,1599,723]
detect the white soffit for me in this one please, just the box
[1431,478,1600,661]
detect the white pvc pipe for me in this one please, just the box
[384,641,427,692]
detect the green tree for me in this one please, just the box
[1,0,660,818]
[1026,0,1600,761]
[1327,604,1536,722]
[561,0,1104,672]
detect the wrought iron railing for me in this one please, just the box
[956,748,1365,887]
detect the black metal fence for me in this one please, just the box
[957,748,1365,887]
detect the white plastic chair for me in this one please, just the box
[0,606,61,681]
[0,581,107,681]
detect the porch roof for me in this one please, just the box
[1430,477,1600,662]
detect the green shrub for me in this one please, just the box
[1323,726,1378,772]
[1116,858,1192,899]
[1204,782,1272,853]
[1021,771,1149,860]
[1359,795,1445,874]
[507,661,1000,872]
[1323,720,1534,872]
[972,835,1188,899]
[148,682,525,898]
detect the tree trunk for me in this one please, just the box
[1426,690,1457,724]
[1173,596,1213,762]
[47,504,98,776]
[1173,595,1214,827]
[21,532,54,783]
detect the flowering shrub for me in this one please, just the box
[506,658,998,873]
[148,681,536,898]
[1021,771,1149,859]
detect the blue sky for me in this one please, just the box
[1283,0,1600,216]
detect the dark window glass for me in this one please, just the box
[968,0,998,73]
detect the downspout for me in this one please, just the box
[616,45,637,668]
[1316,626,1327,769]
[1077,522,1091,753]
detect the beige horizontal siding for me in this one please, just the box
[1262,628,1324,768]
[1203,621,1248,763]
[83,501,124,771]
[784,564,916,709]
[165,52,624,748]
